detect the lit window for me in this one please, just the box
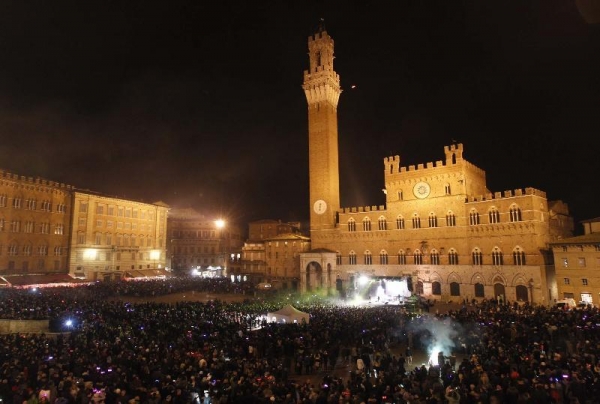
[513,248,526,265]
[349,252,357,265]
[413,250,423,265]
[398,251,406,265]
[509,205,522,222]
[446,212,456,227]
[396,216,405,230]
[448,249,459,265]
[379,251,388,265]
[347,218,356,232]
[492,248,503,265]
[412,215,421,229]
[469,210,480,226]
[489,208,500,224]
[472,249,483,265]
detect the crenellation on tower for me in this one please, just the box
[383,155,400,175]
[340,205,386,214]
[444,143,464,164]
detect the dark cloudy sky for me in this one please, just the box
[1,1,598,233]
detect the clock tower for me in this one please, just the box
[303,24,342,241]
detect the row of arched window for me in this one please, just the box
[337,247,527,266]
[347,206,523,231]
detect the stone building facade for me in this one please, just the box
[300,27,574,305]
[0,170,72,275]
[551,217,600,306]
[236,220,310,289]
[0,168,170,282]
[166,207,244,277]
[69,192,169,281]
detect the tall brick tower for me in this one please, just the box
[303,24,342,242]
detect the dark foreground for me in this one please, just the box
[0,278,597,404]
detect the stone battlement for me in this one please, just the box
[466,187,547,202]
[384,143,484,177]
[0,169,73,190]
[341,205,386,214]
[308,30,333,43]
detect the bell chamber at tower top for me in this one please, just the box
[308,31,335,72]
[303,30,342,107]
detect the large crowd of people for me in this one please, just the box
[0,276,598,404]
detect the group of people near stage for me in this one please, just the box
[0,277,599,403]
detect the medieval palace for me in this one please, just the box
[298,27,574,305]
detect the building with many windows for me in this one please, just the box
[69,191,169,281]
[167,207,244,278]
[551,217,600,306]
[0,170,72,276]
[299,27,575,305]
[235,220,310,289]
[0,169,170,283]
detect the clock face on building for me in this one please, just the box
[413,181,431,199]
[313,199,327,215]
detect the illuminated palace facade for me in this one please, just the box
[69,192,169,281]
[0,169,169,283]
[299,28,574,305]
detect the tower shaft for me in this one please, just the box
[303,29,342,236]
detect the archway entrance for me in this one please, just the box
[305,261,323,292]
[515,284,529,303]
[494,283,506,303]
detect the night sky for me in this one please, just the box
[1,1,599,233]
